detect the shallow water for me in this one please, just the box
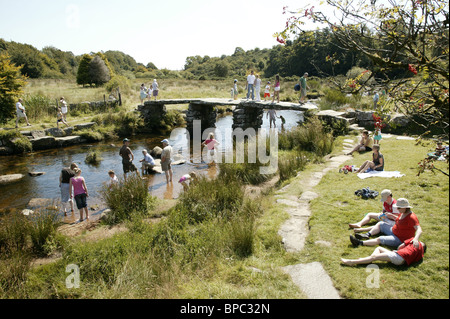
[0,110,303,212]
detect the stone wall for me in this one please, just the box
[232,107,264,130]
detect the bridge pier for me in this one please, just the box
[186,102,218,132]
[232,105,264,131]
[138,101,167,130]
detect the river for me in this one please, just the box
[0,110,303,215]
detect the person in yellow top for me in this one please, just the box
[346,130,373,155]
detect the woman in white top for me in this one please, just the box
[255,74,262,102]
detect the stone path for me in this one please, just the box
[275,137,356,299]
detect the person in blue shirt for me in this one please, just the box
[140,149,156,175]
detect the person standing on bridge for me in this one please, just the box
[254,74,262,102]
[152,79,159,101]
[246,70,256,100]
[298,72,309,104]
[272,75,281,104]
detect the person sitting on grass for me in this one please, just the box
[341,239,426,267]
[349,189,398,231]
[355,144,384,173]
[346,130,373,156]
[349,198,423,249]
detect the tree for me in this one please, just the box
[0,53,27,124]
[76,54,93,86]
[277,0,449,139]
[214,61,229,78]
[89,55,111,87]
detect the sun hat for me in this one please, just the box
[380,189,392,202]
[393,198,412,209]
[161,139,169,144]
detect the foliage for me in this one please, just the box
[0,130,32,154]
[100,174,157,225]
[0,53,27,124]
[277,0,449,139]
[89,55,111,87]
[28,209,61,256]
[76,54,93,86]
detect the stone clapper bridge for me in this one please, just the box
[138,98,318,131]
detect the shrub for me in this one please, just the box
[279,116,334,157]
[28,208,61,256]
[0,212,30,256]
[278,150,308,181]
[100,174,156,225]
[319,88,349,110]
[176,175,244,223]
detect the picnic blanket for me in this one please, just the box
[357,170,405,179]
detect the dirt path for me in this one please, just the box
[275,137,356,299]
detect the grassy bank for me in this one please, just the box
[292,136,449,299]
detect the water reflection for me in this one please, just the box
[0,111,303,211]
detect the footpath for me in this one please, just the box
[273,136,359,299]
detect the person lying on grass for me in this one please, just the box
[341,238,426,266]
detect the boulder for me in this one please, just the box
[74,122,97,130]
[31,130,46,139]
[31,136,57,150]
[28,171,46,177]
[0,174,25,185]
[45,128,66,137]
[56,136,82,147]
[0,146,14,155]
[150,146,163,159]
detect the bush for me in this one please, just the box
[0,212,30,256]
[278,150,308,181]
[176,175,244,223]
[28,208,61,256]
[319,88,349,110]
[279,116,334,157]
[100,174,156,225]
[0,130,32,154]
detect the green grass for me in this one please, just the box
[300,136,449,299]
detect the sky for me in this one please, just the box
[0,0,309,70]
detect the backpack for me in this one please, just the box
[355,187,379,200]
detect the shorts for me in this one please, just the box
[60,183,72,203]
[161,160,172,172]
[74,193,87,209]
[274,86,280,92]
[264,93,270,98]
[386,251,405,265]
[300,87,307,97]
[16,111,25,118]
[122,160,137,174]
[378,222,403,247]
[153,90,159,97]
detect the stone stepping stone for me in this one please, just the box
[0,174,25,185]
[282,262,341,299]
[278,216,309,252]
[276,198,301,208]
[299,191,319,201]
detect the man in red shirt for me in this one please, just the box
[349,189,398,231]
[350,198,423,249]
[341,238,426,266]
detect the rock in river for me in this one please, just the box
[0,174,25,186]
